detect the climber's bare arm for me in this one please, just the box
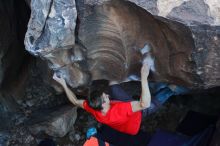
[131,63,151,112]
[53,74,85,108]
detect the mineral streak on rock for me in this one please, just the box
[79,0,198,88]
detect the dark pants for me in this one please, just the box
[97,124,150,146]
[109,83,189,117]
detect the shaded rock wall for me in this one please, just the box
[0,0,31,114]
[0,0,30,87]
[191,26,220,88]
[28,106,77,137]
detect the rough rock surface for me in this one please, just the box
[191,26,220,88]
[0,131,10,146]
[24,0,77,57]
[24,0,91,89]
[28,106,77,137]
[24,0,220,90]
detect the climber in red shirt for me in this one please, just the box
[53,63,151,135]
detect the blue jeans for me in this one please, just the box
[109,82,189,117]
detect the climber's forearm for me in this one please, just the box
[63,84,84,108]
[140,79,151,108]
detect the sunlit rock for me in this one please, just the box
[24,0,77,56]
[85,0,220,26]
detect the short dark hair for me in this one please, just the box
[87,79,110,110]
[88,90,103,110]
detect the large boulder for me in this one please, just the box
[28,106,77,137]
[24,0,91,89]
[79,1,197,87]
[24,0,220,90]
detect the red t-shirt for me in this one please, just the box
[83,100,142,135]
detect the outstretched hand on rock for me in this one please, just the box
[53,73,66,86]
